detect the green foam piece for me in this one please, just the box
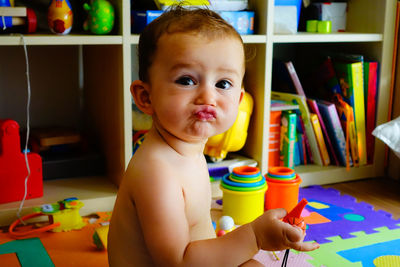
[294,224,400,266]
[0,238,54,267]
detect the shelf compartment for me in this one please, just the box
[0,176,117,227]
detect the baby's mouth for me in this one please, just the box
[195,107,217,121]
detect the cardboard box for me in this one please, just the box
[313,3,347,32]
[131,10,163,34]
[131,10,255,35]
[218,11,254,35]
[274,0,302,34]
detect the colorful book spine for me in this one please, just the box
[333,94,359,167]
[317,100,349,167]
[280,111,297,168]
[271,91,323,166]
[307,99,339,166]
[363,61,378,164]
[334,61,367,166]
[268,111,282,167]
[310,113,330,166]
[297,113,311,164]
[285,61,306,96]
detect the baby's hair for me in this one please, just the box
[137,5,244,82]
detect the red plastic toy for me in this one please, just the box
[282,198,308,232]
[0,119,43,204]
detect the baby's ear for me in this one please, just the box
[239,88,245,104]
[131,80,153,115]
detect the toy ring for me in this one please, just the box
[232,166,260,177]
[9,212,61,237]
[223,174,266,188]
[268,167,295,176]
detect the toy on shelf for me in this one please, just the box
[47,0,73,35]
[0,119,43,204]
[9,197,86,237]
[83,0,115,35]
[30,127,81,153]
[0,3,37,33]
[204,91,253,162]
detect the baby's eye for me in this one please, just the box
[175,76,196,86]
[215,80,232,90]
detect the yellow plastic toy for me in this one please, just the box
[9,197,86,237]
[204,91,254,161]
[93,225,109,250]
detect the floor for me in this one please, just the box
[324,177,400,219]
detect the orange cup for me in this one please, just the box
[264,174,302,212]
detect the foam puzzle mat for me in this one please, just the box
[253,185,400,267]
[0,212,111,267]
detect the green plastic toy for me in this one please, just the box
[83,0,115,35]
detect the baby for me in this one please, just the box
[108,6,319,267]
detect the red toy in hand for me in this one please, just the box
[282,198,308,232]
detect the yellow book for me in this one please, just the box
[350,62,367,165]
[310,113,330,166]
[334,61,367,166]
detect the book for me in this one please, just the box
[297,115,311,164]
[317,99,350,167]
[271,100,299,111]
[305,56,342,99]
[334,60,367,166]
[285,61,306,96]
[307,98,339,166]
[268,110,282,167]
[271,91,323,166]
[280,111,297,168]
[310,113,330,166]
[333,93,359,167]
[363,61,378,164]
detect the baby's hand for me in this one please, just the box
[250,208,319,252]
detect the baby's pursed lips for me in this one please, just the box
[194,106,217,121]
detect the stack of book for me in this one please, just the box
[270,57,379,168]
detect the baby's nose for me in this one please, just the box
[195,84,216,106]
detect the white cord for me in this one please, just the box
[1,16,6,30]
[16,34,32,224]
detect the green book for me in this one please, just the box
[280,111,297,168]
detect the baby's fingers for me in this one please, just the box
[290,241,320,252]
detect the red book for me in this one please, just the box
[364,61,378,164]
[269,111,282,167]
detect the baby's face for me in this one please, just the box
[146,32,245,143]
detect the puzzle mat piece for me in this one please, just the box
[300,186,400,244]
[374,255,400,267]
[300,224,400,267]
[254,249,314,267]
[0,212,110,267]
[0,238,54,267]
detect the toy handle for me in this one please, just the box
[9,212,60,237]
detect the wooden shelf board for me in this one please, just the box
[273,32,383,43]
[296,164,377,187]
[0,34,123,45]
[0,176,118,227]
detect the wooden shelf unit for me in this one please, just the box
[0,0,397,225]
